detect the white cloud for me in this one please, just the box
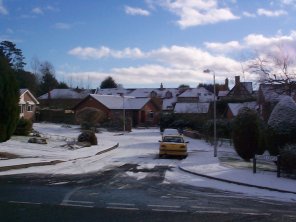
[32,7,44,15]
[257,8,287,17]
[0,0,8,15]
[68,46,145,59]
[243,11,256,18]
[54,23,72,30]
[204,41,243,53]
[280,0,296,5]
[150,0,239,28]
[125,6,150,16]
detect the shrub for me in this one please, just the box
[202,119,232,139]
[77,131,97,145]
[75,107,106,131]
[232,108,261,161]
[267,96,296,155]
[279,144,296,175]
[14,118,32,136]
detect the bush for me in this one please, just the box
[14,118,32,136]
[267,96,296,155]
[75,107,106,131]
[202,119,232,139]
[279,144,296,175]
[232,108,261,161]
[77,131,97,145]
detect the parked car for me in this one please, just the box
[161,128,180,138]
[159,134,188,159]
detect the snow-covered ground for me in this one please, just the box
[0,123,295,202]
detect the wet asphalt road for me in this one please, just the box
[0,164,296,222]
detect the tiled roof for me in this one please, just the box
[38,89,91,100]
[228,102,257,116]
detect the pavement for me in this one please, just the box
[179,148,296,195]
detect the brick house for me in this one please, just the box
[74,94,161,127]
[19,89,39,120]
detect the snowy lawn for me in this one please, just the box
[0,122,296,202]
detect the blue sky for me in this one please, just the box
[1,0,296,89]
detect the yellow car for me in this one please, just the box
[159,135,188,159]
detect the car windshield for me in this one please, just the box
[163,136,184,143]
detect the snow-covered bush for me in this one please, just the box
[267,96,296,155]
[279,144,296,175]
[232,108,261,161]
[78,131,97,145]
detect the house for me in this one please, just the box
[177,87,214,103]
[19,89,39,120]
[257,84,296,121]
[226,102,257,120]
[74,94,161,127]
[38,88,93,109]
[223,76,254,101]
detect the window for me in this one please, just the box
[148,111,154,119]
[19,105,24,114]
[27,104,33,112]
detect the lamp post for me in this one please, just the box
[203,69,217,157]
[118,93,126,132]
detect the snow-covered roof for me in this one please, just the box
[95,87,134,96]
[228,102,257,117]
[218,90,229,97]
[38,89,91,100]
[128,88,181,98]
[178,87,214,102]
[260,84,292,103]
[162,97,177,110]
[174,102,210,114]
[19,88,39,104]
[89,94,150,110]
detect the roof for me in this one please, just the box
[241,82,253,94]
[38,89,91,100]
[128,88,181,98]
[218,90,229,97]
[178,87,214,102]
[259,84,293,103]
[95,87,134,96]
[89,94,150,110]
[19,88,39,104]
[228,102,257,117]
[174,102,210,114]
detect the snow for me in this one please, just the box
[268,96,296,134]
[228,102,257,117]
[178,87,214,102]
[90,94,150,110]
[0,123,296,202]
[174,102,209,113]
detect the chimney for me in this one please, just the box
[225,78,229,90]
[160,82,164,90]
[235,76,240,85]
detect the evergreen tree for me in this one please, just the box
[100,76,117,89]
[0,52,19,142]
[39,61,59,95]
[0,41,26,71]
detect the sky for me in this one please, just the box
[1,0,296,89]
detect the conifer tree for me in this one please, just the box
[0,52,19,142]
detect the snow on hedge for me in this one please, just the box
[268,96,296,134]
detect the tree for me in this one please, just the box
[0,40,26,71]
[75,107,106,130]
[39,61,59,96]
[0,52,19,142]
[249,46,296,96]
[232,108,261,161]
[15,70,39,95]
[100,76,117,89]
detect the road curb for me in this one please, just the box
[0,143,119,172]
[178,165,296,195]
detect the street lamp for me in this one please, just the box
[118,93,126,132]
[203,69,217,157]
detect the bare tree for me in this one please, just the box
[249,46,296,95]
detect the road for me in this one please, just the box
[1,163,296,222]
